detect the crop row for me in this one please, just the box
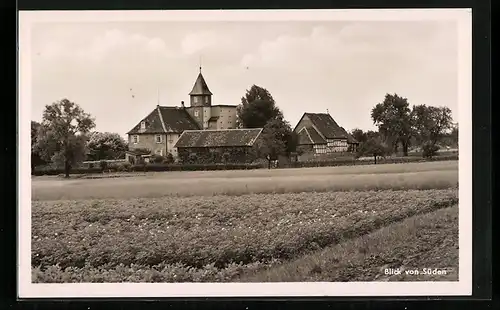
[32,206,458,283]
[32,188,458,270]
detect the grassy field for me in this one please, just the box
[32,161,458,200]
[31,160,459,282]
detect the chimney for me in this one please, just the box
[181,101,185,108]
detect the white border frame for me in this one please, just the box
[18,9,473,298]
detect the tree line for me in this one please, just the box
[353,93,456,162]
[31,90,456,177]
[31,99,129,177]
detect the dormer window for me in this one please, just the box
[194,110,199,117]
[140,121,146,129]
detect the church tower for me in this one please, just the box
[187,67,213,129]
[189,67,212,107]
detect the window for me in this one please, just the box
[133,135,139,144]
[140,121,146,129]
[194,110,199,117]
[204,96,209,104]
[169,139,174,144]
[194,97,198,104]
[155,135,162,143]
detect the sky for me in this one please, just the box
[30,18,458,137]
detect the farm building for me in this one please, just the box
[126,68,238,162]
[174,128,264,164]
[294,112,359,155]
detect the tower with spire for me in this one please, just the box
[182,66,238,130]
[189,66,213,107]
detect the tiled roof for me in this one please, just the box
[304,113,349,139]
[339,127,359,144]
[175,128,263,148]
[297,129,313,145]
[126,108,166,134]
[297,127,327,145]
[158,107,200,132]
[127,106,200,135]
[346,133,359,144]
[189,72,213,96]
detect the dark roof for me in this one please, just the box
[294,113,349,140]
[211,104,238,108]
[158,107,200,132]
[304,113,348,139]
[297,127,327,145]
[126,108,165,134]
[306,126,327,144]
[339,127,359,144]
[297,129,313,145]
[208,116,219,122]
[127,106,200,135]
[189,72,213,96]
[174,128,263,148]
[346,133,359,144]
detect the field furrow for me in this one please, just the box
[32,204,458,283]
[32,188,458,276]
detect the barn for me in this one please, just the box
[174,128,264,164]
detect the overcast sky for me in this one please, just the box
[30,18,458,136]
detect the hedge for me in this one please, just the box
[32,163,263,176]
[32,155,458,176]
[129,163,263,172]
[290,154,458,168]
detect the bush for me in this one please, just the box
[422,143,440,159]
[290,154,458,169]
[99,160,108,171]
[165,153,175,164]
[152,155,164,164]
[188,153,198,164]
[116,162,132,172]
[130,163,261,172]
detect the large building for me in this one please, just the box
[294,112,359,155]
[125,69,238,163]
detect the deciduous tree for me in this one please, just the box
[31,121,46,172]
[236,85,283,128]
[356,136,390,164]
[351,128,368,144]
[411,105,453,146]
[254,117,293,169]
[35,99,95,178]
[87,132,128,161]
[371,93,413,156]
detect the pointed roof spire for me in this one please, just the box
[189,70,213,96]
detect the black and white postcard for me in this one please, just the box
[18,9,472,298]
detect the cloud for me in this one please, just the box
[181,30,244,56]
[38,29,176,61]
[240,21,456,75]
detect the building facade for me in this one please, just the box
[184,71,237,130]
[294,112,359,156]
[126,69,238,163]
[174,128,263,164]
